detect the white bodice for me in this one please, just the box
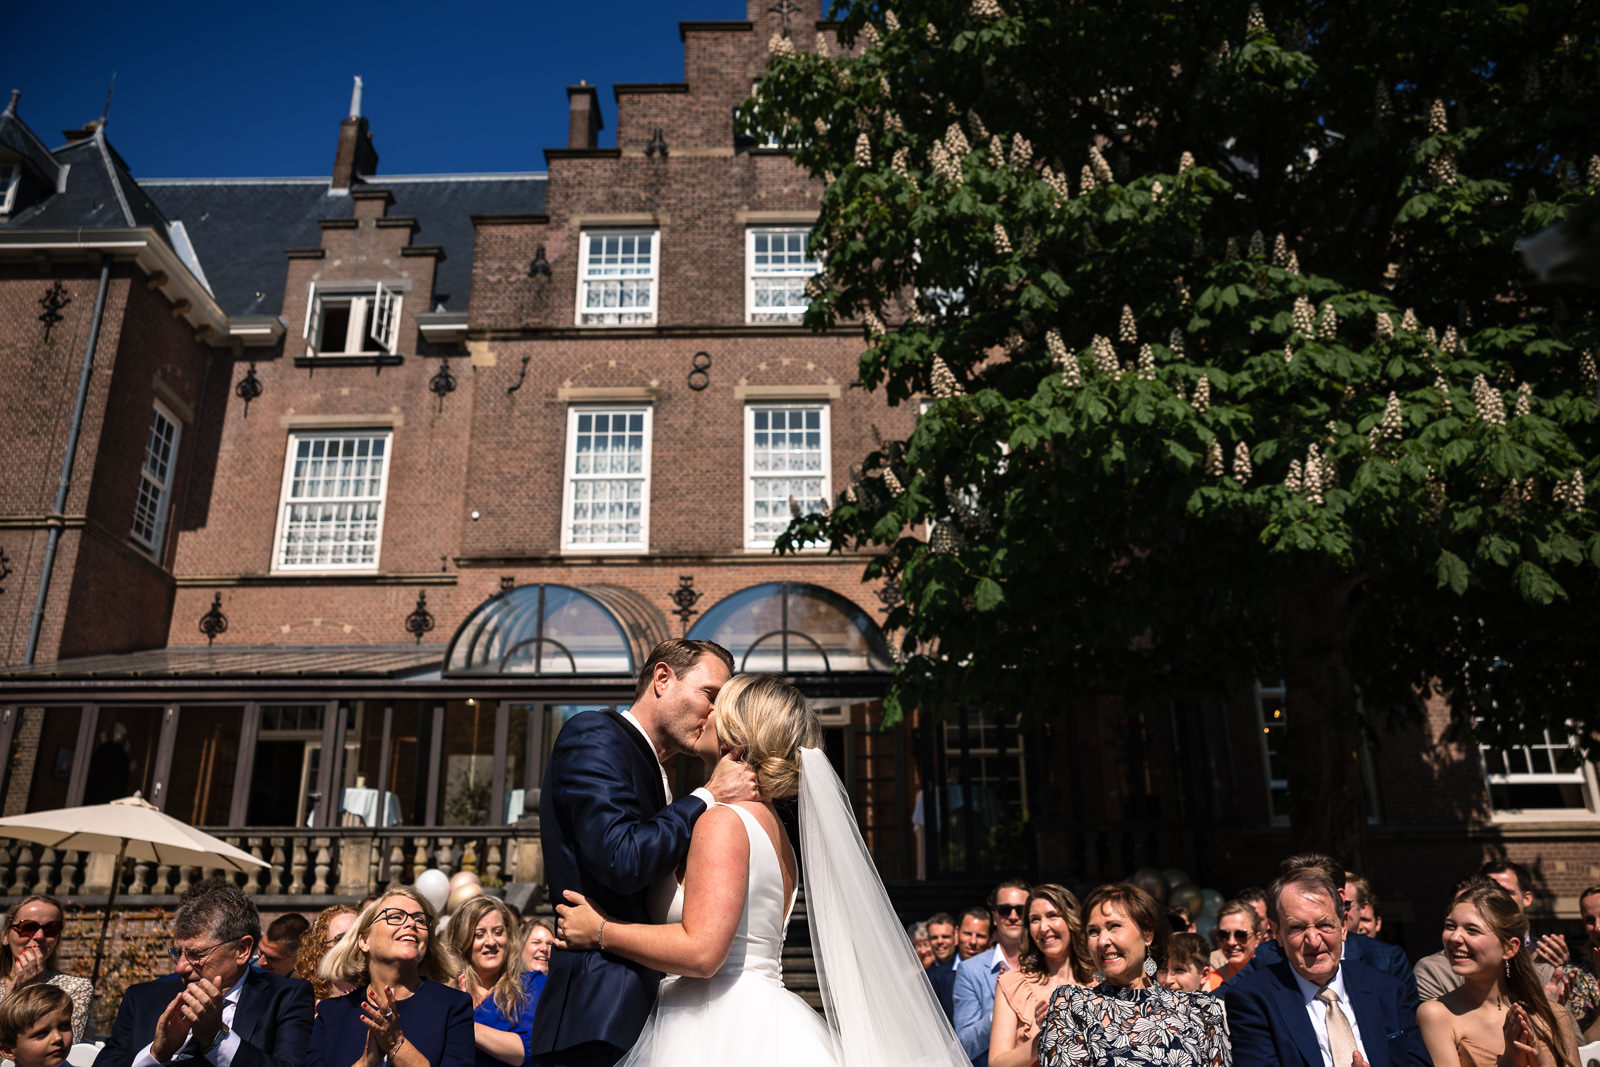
[666,802,793,983]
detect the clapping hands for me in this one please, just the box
[1505,1002,1558,1067]
[359,984,406,1067]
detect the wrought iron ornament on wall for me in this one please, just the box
[405,591,435,643]
[687,351,711,391]
[669,575,702,635]
[38,281,70,343]
[198,592,228,645]
[235,362,263,415]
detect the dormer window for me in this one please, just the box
[303,282,401,357]
[0,164,19,216]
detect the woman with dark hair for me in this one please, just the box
[295,904,360,1006]
[989,884,1094,1067]
[0,896,91,1042]
[1037,883,1230,1066]
[446,896,542,1067]
[1417,881,1578,1067]
[309,889,474,1067]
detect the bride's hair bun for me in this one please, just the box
[714,674,821,799]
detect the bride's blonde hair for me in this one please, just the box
[714,674,821,799]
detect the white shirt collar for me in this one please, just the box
[985,943,1009,972]
[1291,960,1351,1007]
[621,710,664,764]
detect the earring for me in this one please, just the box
[1144,955,1158,979]
[1505,959,1512,979]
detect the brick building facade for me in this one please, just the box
[0,0,1594,959]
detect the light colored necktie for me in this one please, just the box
[1315,987,1357,1067]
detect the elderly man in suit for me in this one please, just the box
[96,883,313,1067]
[1226,867,1429,1067]
[532,638,759,1067]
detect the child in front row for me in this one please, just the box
[0,984,74,1067]
[1157,932,1220,993]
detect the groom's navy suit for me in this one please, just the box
[531,710,708,1067]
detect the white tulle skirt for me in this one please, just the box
[618,970,841,1067]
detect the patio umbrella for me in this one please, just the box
[0,793,271,985]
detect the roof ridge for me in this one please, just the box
[95,127,136,227]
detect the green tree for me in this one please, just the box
[751,0,1600,864]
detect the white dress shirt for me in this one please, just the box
[132,977,243,1067]
[620,710,715,923]
[1291,965,1369,1067]
[620,711,715,809]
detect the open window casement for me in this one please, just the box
[303,283,402,357]
[303,281,323,356]
[370,282,399,352]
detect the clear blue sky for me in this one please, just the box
[11,0,755,179]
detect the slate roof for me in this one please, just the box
[4,129,175,237]
[143,173,548,316]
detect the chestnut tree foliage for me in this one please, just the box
[750,0,1600,858]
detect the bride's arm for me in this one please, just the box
[557,805,750,979]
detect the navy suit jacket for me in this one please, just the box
[1226,958,1431,1067]
[926,956,958,1022]
[1246,934,1418,1006]
[309,981,472,1067]
[530,710,708,1057]
[96,968,313,1067]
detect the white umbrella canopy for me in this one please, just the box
[0,793,271,986]
[0,793,267,872]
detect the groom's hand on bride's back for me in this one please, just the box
[705,751,761,804]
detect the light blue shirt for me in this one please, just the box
[952,944,1009,1066]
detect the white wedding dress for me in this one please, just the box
[617,803,842,1066]
[617,749,968,1067]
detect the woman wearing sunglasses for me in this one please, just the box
[0,896,91,1042]
[1211,899,1262,986]
[310,889,473,1067]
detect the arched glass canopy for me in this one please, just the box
[445,584,668,677]
[688,582,892,673]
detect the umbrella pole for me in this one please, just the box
[90,839,129,989]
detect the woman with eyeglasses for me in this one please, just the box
[1036,883,1230,1066]
[295,904,360,1007]
[447,896,542,1067]
[0,896,91,1042]
[309,889,473,1067]
[1211,899,1262,986]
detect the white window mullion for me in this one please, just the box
[273,430,393,571]
[745,402,830,549]
[577,229,658,326]
[562,406,652,551]
[746,227,819,324]
[303,281,321,356]
[130,402,182,557]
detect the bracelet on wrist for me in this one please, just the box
[597,919,607,952]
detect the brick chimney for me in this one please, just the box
[566,83,603,150]
[332,76,379,190]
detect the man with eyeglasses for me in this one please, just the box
[96,882,313,1067]
[951,879,1030,1066]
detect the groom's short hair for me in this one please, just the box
[634,639,736,700]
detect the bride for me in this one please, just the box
[555,673,967,1067]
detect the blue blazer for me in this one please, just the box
[1245,934,1418,1005]
[530,710,708,1057]
[308,981,473,1067]
[1225,958,1431,1067]
[96,968,314,1067]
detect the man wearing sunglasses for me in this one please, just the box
[951,879,1031,1066]
[97,881,313,1067]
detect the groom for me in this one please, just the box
[532,638,758,1067]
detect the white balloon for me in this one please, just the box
[415,868,450,911]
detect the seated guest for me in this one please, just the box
[310,890,472,1067]
[1237,887,1270,938]
[955,880,1030,1066]
[1212,899,1263,986]
[1226,866,1427,1067]
[1348,877,1383,938]
[97,882,314,1067]
[447,897,542,1067]
[1158,932,1218,993]
[959,906,994,961]
[989,885,1093,1067]
[0,896,93,1042]
[1418,879,1578,1067]
[519,920,554,975]
[295,905,359,1007]
[0,984,74,1067]
[926,912,960,1022]
[259,914,310,977]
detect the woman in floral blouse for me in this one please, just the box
[1037,883,1230,1066]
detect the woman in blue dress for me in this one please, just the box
[1038,883,1230,1066]
[310,889,474,1067]
[445,896,543,1067]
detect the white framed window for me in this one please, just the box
[560,406,652,551]
[745,403,830,549]
[0,164,19,215]
[303,282,401,357]
[130,402,181,556]
[746,228,819,324]
[1480,726,1597,815]
[272,431,393,571]
[577,230,657,326]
